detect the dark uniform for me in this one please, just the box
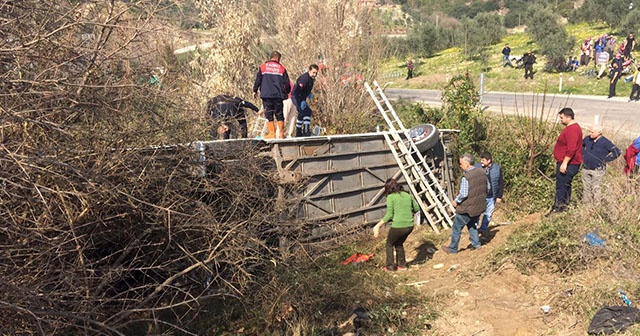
[522,51,536,79]
[252,60,290,122]
[292,72,315,137]
[206,95,259,139]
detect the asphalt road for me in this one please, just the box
[386,88,640,139]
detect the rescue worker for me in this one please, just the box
[292,64,319,137]
[206,94,259,139]
[252,51,291,139]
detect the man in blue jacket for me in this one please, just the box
[292,64,319,137]
[475,151,504,234]
[253,51,291,139]
[582,125,621,204]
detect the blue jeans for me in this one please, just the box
[479,198,496,231]
[502,55,513,67]
[448,213,481,253]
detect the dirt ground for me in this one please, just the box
[392,211,590,336]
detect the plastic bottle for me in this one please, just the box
[619,289,632,306]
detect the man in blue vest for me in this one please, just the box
[475,151,504,235]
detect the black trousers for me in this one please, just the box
[385,226,414,268]
[262,98,284,122]
[630,84,640,100]
[524,64,534,79]
[609,76,620,97]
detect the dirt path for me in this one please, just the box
[396,212,587,336]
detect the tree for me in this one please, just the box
[455,13,505,64]
[525,5,575,71]
[440,73,486,153]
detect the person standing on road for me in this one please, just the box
[629,71,640,102]
[522,50,536,79]
[548,107,583,215]
[292,64,319,137]
[475,152,504,234]
[581,125,621,205]
[502,44,514,68]
[608,59,622,98]
[373,178,419,272]
[441,153,487,254]
[252,51,291,139]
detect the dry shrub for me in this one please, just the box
[189,0,387,134]
[0,1,292,334]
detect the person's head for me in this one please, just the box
[505,43,509,47]
[630,32,634,37]
[479,152,493,168]
[589,125,603,139]
[384,178,403,195]
[308,64,319,79]
[269,51,281,62]
[459,153,475,170]
[558,107,575,125]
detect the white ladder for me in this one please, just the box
[364,81,454,232]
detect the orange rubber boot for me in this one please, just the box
[264,121,276,139]
[276,120,285,139]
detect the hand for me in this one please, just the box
[560,163,568,174]
[300,101,308,110]
[452,201,458,208]
[253,92,258,99]
[373,225,380,238]
[217,125,229,135]
[496,198,503,204]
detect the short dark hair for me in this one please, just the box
[384,178,403,195]
[309,64,319,71]
[558,107,574,119]
[479,151,493,161]
[270,51,281,60]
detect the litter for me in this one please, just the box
[342,253,374,265]
[581,229,605,247]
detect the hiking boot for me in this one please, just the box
[396,266,408,271]
[440,245,456,255]
[382,266,396,272]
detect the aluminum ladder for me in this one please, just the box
[364,81,454,232]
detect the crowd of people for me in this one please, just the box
[206,51,319,140]
[571,33,637,98]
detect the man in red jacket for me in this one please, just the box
[548,107,583,215]
[252,51,291,139]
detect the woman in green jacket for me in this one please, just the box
[373,178,419,271]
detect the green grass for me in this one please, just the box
[385,22,635,98]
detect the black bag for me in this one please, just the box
[587,305,640,335]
